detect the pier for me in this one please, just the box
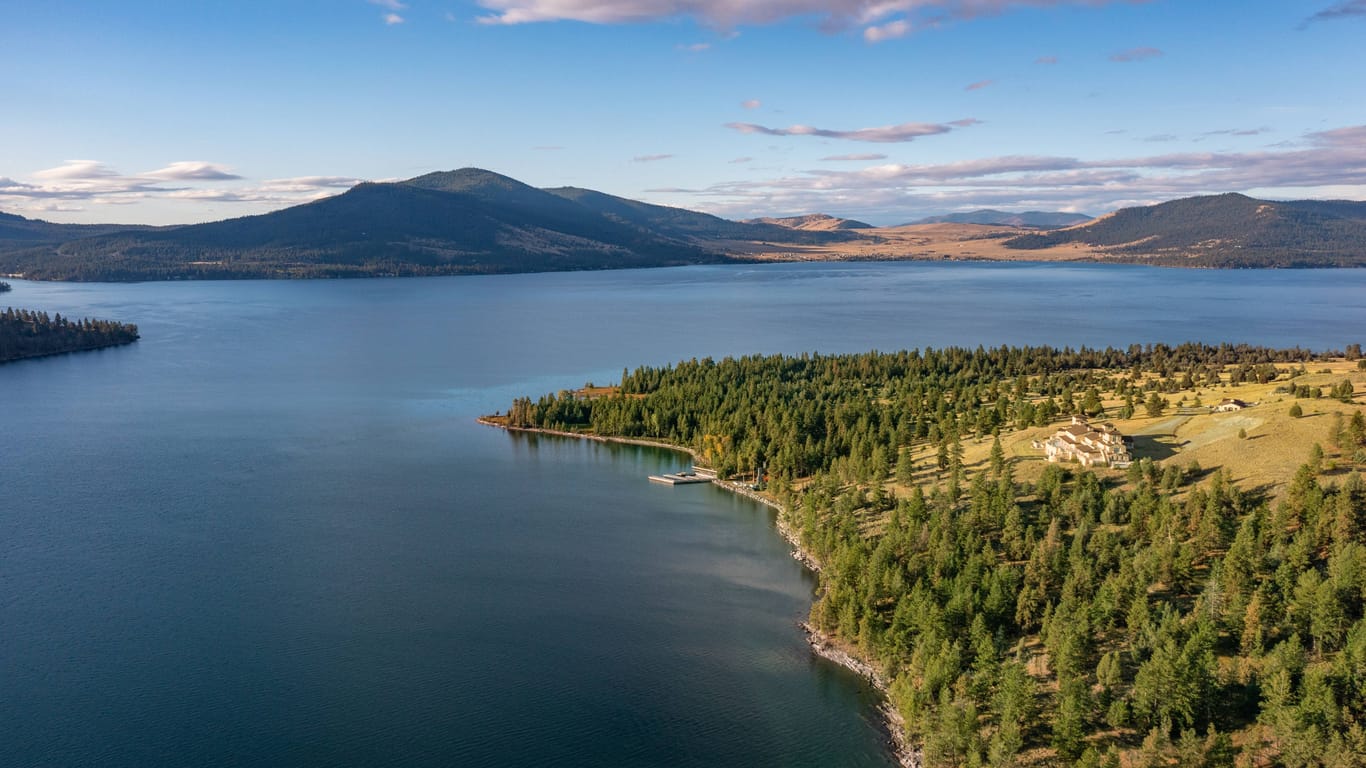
[648,467,716,485]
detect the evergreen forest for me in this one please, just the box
[503,343,1366,767]
[0,307,140,363]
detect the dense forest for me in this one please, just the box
[0,307,140,362]
[503,343,1366,767]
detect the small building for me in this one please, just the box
[1214,398,1249,412]
[1044,415,1132,468]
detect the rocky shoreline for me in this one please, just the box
[478,418,919,767]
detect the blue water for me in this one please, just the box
[3,261,1364,767]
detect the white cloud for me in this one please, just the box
[0,162,365,212]
[742,99,762,109]
[633,153,675,162]
[143,161,242,181]
[32,160,120,181]
[726,118,977,143]
[384,12,405,24]
[369,0,407,10]
[863,19,909,42]
[680,124,1366,222]
[473,0,1142,28]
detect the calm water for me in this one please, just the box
[4,262,1365,767]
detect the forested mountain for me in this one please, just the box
[1006,194,1366,266]
[0,169,857,281]
[501,344,1366,767]
[910,210,1093,228]
[0,210,149,246]
[0,307,139,362]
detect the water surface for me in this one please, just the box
[4,262,1364,767]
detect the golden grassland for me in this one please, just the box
[722,223,1111,263]
[896,360,1365,505]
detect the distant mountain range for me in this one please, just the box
[1004,193,1366,267]
[907,209,1093,228]
[743,213,873,231]
[1,174,1364,280]
[0,169,858,281]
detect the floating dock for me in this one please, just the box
[648,468,716,485]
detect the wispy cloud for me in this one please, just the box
[820,153,888,162]
[369,0,407,9]
[384,13,405,24]
[726,118,978,143]
[863,19,910,42]
[741,99,762,109]
[1303,0,1366,25]
[632,154,675,162]
[0,161,363,214]
[143,161,243,181]
[964,79,994,91]
[1034,55,1058,64]
[677,42,710,51]
[32,160,120,181]
[678,124,1366,223]
[473,1,1146,45]
[533,145,565,151]
[729,156,754,164]
[1110,46,1163,62]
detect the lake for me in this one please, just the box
[4,261,1365,767]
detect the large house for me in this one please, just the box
[1043,415,1133,468]
[1214,398,1250,412]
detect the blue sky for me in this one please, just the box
[2,0,1365,225]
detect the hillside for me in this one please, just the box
[0,211,149,246]
[1005,194,1366,266]
[909,209,1092,228]
[0,169,856,281]
[495,343,1366,768]
[742,213,874,231]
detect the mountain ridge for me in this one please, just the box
[1004,193,1366,266]
[907,209,1092,228]
[3,175,1365,279]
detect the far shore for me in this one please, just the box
[477,416,921,768]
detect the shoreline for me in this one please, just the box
[478,418,920,768]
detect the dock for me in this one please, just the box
[648,468,716,485]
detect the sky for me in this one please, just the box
[2,0,1365,226]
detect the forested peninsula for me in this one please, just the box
[0,307,140,363]
[491,343,1366,767]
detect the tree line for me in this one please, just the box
[504,342,1366,766]
[1,307,140,363]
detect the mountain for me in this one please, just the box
[742,213,873,231]
[1004,193,1366,267]
[0,211,149,245]
[907,209,1092,228]
[0,169,857,281]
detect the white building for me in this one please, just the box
[1044,415,1132,468]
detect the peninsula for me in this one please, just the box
[488,343,1366,768]
[0,307,140,363]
